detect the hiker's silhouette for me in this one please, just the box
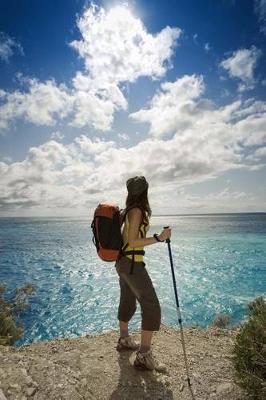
[109,349,174,400]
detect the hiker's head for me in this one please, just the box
[126,176,148,196]
[125,176,151,221]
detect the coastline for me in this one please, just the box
[0,324,247,400]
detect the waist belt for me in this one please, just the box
[120,242,145,274]
[122,250,145,256]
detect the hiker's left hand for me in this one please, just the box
[158,227,171,241]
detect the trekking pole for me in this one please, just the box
[164,226,195,399]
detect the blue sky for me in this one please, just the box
[0,0,266,216]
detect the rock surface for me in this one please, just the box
[0,324,247,400]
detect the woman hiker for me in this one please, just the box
[115,176,171,371]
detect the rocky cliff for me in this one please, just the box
[0,324,247,400]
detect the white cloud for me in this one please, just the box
[204,42,211,52]
[0,78,73,131]
[130,74,206,138]
[219,46,262,92]
[50,130,65,141]
[130,75,266,154]
[70,73,127,130]
[0,32,24,62]
[169,188,258,213]
[118,133,130,141]
[149,182,262,214]
[0,3,181,133]
[246,145,266,162]
[127,73,266,174]
[221,88,230,98]
[69,3,182,84]
[193,33,198,44]
[73,135,115,156]
[254,146,266,157]
[254,0,266,34]
[0,136,117,214]
[67,2,181,130]
[1,82,266,215]
[1,73,266,214]
[0,73,128,134]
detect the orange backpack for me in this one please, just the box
[91,203,145,262]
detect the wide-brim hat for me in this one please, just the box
[126,176,149,196]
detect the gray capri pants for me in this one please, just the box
[115,255,161,331]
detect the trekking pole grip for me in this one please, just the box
[164,226,171,243]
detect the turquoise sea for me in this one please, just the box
[0,213,265,346]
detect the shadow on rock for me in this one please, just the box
[109,350,174,400]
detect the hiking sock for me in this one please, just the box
[139,345,150,354]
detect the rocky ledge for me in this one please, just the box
[0,324,247,400]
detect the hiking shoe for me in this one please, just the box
[116,336,140,352]
[134,349,167,373]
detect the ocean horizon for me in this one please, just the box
[1,212,265,347]
[1,211,266,218]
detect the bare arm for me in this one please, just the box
[127,208,171,248]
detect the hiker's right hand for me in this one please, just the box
[158,227,171,241]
